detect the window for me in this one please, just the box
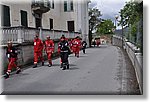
[52,0,54,9]
[64,1,67,12]
[50,18,53,30]
[70,1,73,11]
[21,10,28,27]
[67,21,74,32]
[64,0,73,12]
[1,5,11,27]
[35,13,42,29]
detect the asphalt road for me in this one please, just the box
[2,45,140,95]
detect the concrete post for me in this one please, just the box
[39,27,43,40]
[17,27,23,43]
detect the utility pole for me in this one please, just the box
[121,24,124,48]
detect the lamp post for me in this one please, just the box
[115,15,124,48]
[115,15,119,29]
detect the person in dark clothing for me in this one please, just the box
[4,41,21,79]
[92,40,96,47]
[82,41,87,54]
[58,36,70,70]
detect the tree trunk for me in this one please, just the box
[89,30,92,47]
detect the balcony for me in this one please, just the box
[31,0,50,14]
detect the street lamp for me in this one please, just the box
[115,15,119,29]
[115,15,124,48]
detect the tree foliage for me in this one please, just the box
[118,1,143,27]
[89,8,101,32]
[119,1,143,53]
[97,19,115,35]
[88,7,101,47]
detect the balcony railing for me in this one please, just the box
[31,0,50,13]
[0,26,81,45]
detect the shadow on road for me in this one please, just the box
[69,67,79,70]
[52,64,77,67]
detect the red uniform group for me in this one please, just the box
[4,33,83,78]
[33,34,54,68]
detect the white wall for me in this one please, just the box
[1,1,35,28]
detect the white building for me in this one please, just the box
[131,0,143,3]
[1,0,89,45]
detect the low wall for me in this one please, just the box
[112,35,143,94]
[112,35,123,47]
[125,42,143,93]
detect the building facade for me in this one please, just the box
[1,0,89,45]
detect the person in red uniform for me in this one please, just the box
[68,39,73,53]
[96,39,100,47]
[44,36,54,67]
[33,33,44,68]
[4,41,21,79]
[72,36,81,58]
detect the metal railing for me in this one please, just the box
[1,26,81,44]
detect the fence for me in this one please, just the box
[1,26,81,44]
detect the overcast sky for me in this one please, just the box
[89,0,131,29]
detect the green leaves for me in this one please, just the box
[97,19,115,35]
[118,1,143,27]
[89,8,101,32]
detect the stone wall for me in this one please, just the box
[112,35,143,94]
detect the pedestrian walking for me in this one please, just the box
[72,36,81,58]
[58,36,70,70]
[33,32,44,68]
[58,35,69,68]
[68,39,73,53]
[4,41,21,79]
[81,41,87,54]
[44,36,54,67]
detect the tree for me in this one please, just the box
[119,1,143,53]
[119,1,143,26]
[97,19,115,35]
[89,8,101,47]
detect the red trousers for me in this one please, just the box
[46,52,52,64]
[7,58,17,72]
[73,47,80,56]
[34,52,44,64]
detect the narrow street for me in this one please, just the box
[2,45,140,95]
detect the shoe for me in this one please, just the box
[60,63,63,68]
[48,64,52,67]
[67,64,69,69]
[62,64,66,70]
[33,64,37,68]
[42,62,44,66]
[16,69,21,74]
[4,72,10,79]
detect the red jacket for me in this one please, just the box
[45,39,54,53]
[34,38,43,52]
[72,39,81,48]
